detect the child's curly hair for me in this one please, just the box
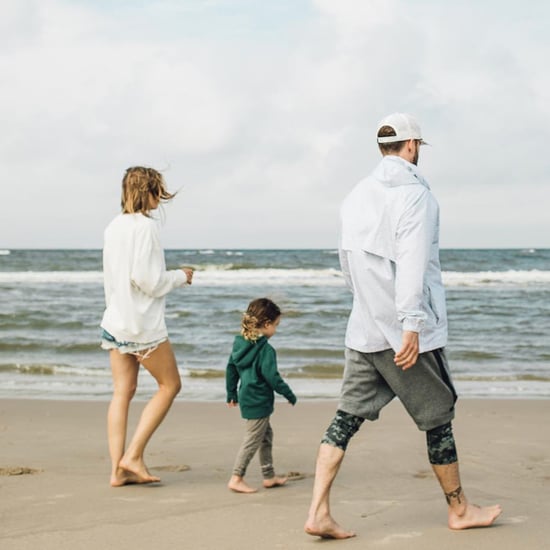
[121,166,176,216]
[241,298,281,341]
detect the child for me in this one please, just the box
[226,298,297,494]
[100,166,194,487]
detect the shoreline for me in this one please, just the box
[2,375,549,402]
[2,397,550,404]
[1,398,549,549]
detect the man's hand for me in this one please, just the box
[394,331,419,370]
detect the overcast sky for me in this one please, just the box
[1,0,549,249]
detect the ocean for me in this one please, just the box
[0,248,549,401]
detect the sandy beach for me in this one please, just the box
[1,398,548,549]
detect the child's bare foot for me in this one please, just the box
[228,475,257,493]
[304,515,356,539]
[448,503,502,530]
[118,457,160,484]
[263,476,287,488]
[110,467,140,487]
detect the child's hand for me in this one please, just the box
[227,400,238,408]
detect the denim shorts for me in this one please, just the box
[100,329,167,359]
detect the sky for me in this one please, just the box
[1,0,549,249]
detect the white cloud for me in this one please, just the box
[1,0,549,249]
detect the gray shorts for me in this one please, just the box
[339,347,457,431]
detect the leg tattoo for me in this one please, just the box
[445,486,463,505]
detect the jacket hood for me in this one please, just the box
[230,335,268,369]
[339,155,434,262]
[371,155,430,189]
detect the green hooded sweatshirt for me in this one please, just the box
[226,335,297,419]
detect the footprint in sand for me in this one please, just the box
[286,471,308,481]
[151,464,191,472]
[379,531,423,544]
[502,516,527,525]
[413,470,433,479]
[0,467,41,476]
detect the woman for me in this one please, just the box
[100,166,193,487]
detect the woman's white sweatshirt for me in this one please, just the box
[100,213,188,344]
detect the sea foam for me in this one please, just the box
[1,268,550,287]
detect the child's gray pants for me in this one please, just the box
[232,416,275,479]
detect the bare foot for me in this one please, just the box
[110,467,140,487]
[228,475,257,494]
[304,516,356,539]
[263,476,287,488]
[118,457,160,484]
[448,503,502,530]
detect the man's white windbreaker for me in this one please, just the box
[101,213,188,344]
[339,155,448,354]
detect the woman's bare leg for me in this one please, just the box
[108,350,139,487]
[118,341,182,483]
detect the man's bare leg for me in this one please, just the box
[304,443,356,539]
[432,462,502,529]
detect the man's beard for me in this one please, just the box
[412,145,419,165]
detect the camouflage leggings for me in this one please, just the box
[425,421,458,465]
[321,410,364,451]
[322,410,457,465]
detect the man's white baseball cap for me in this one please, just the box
[376,112,428,145]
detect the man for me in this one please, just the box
[304,113,502,539]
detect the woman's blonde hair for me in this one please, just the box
[241,298,281,341]
[121,166,176,216]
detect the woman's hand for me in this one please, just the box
[181,267,194,284]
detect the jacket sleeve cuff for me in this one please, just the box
[402,317,424,332]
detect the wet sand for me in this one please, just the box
[1,398,548,549]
